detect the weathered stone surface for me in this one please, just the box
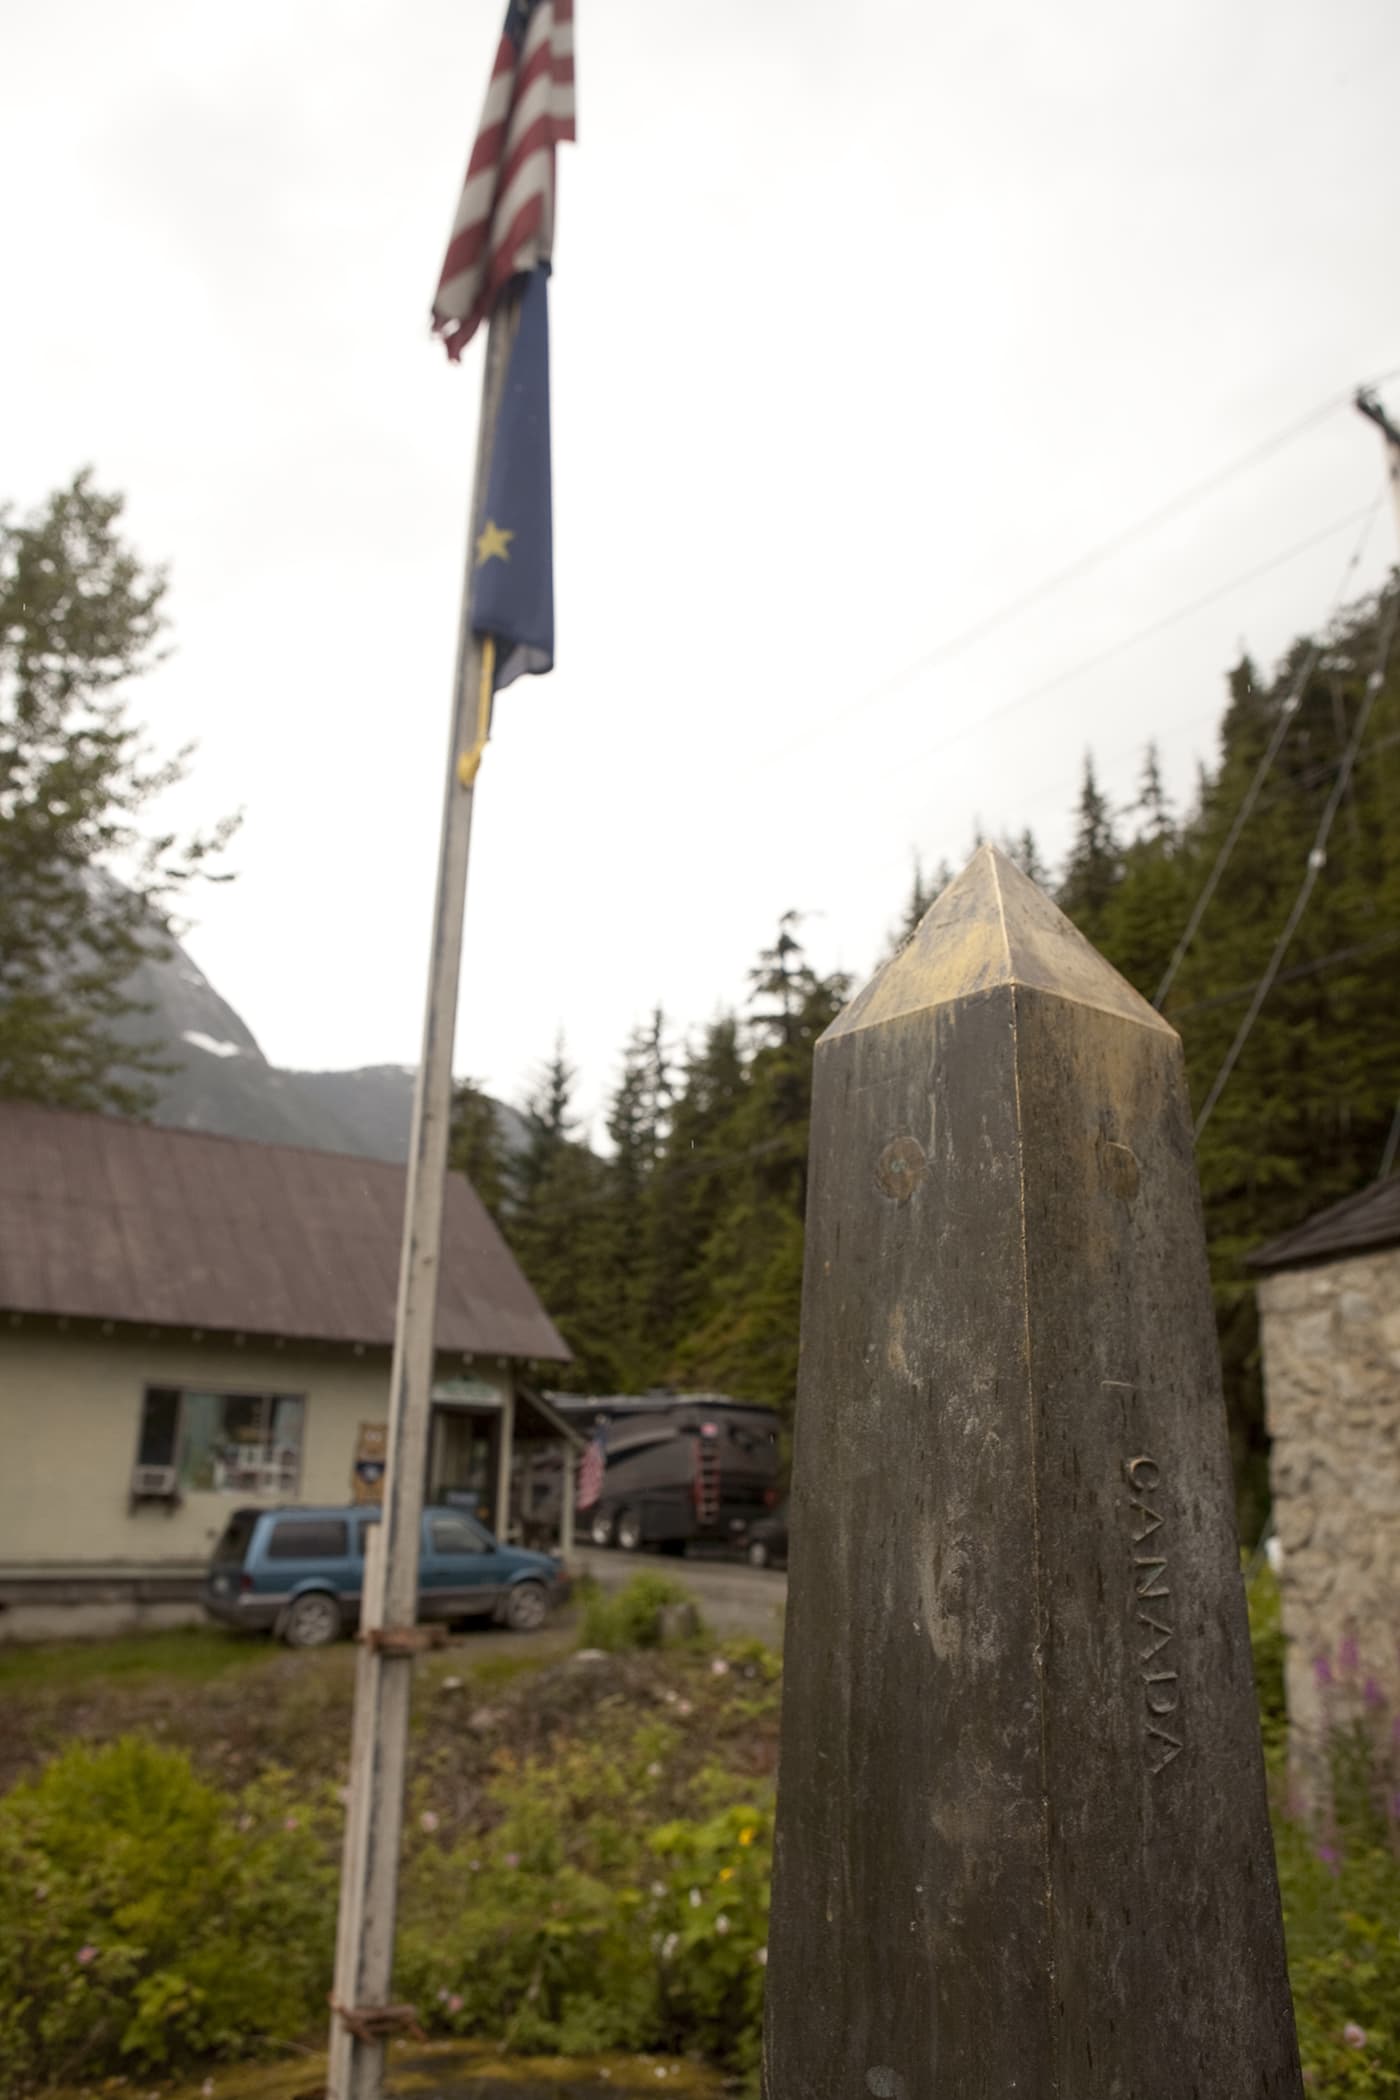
[764,846,1300,2100]
[1259,1245,1400,1805]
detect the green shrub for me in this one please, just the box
[0,1736,335,2091]
[580,1572,702,1652]
[397,1713,771,2071]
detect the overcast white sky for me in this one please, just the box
[5,0,1398,1136]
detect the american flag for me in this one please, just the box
[432,0,577,361]
[576,1433,605,1512]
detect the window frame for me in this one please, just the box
[135,1384,308,1498]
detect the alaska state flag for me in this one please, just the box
[470,267,554,691]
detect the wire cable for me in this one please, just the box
[756,363,1400,774]
[1193,586,1400,1140]
[1151,498,1385,1007]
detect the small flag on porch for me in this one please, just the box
[577,1432,605,1511]
[432,0,577,361]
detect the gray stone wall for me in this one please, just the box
[1259,1247,1400,1804]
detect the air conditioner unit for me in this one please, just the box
[130,1464,179,1499]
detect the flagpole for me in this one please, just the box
[327,289,518,2100]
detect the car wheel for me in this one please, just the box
[282,1591,342,1648]
[748,1539,770,1569]
[616,1509,643,1553]
[590,1507,615,1548]
[503,1580,547,1632]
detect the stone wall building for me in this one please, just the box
[1251,1176,1400,1801]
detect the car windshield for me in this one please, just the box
[211,1510,259,1567]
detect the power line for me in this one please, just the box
[757,363,1400,774]
[1151,498,1384,1006]
[1193,585,1400,1140]
[880,502,1379,789]
[1164,928,1400,1020]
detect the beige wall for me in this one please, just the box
[1260,1246,1400,1801]
[0,1325,509,1575]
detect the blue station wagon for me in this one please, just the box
[203,1503,569,1647]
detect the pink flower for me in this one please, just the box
[503,1852,520,1869]
[447,1993,464,2015]
[283,1814,300,1833]
[77,1945,97,1967]
[420,1810,440,1833]
[710,1658,730,1677]
[1344,2022,1367,2048]
[676,1699,693,1718]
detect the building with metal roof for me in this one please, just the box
[0,1102,573,1633]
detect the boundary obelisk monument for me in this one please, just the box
[763,846,1301,2098]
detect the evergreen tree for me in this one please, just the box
[0,472,234,1114]
[1057,753,1122,941]
[447,1077,512,1221]
[509,1040,618,1391]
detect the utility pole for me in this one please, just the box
[1355,388,1400,546]
[1357,386,1400,1178]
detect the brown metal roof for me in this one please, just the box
[0,1101,569,1360]
[1248,1174,1400,1273]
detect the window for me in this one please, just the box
[136,1388,305,1496]
[266,1518,349,1562]
[430,1517,489,1556]
[211,1511,260,1567]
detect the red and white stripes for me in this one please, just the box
[432,0,576,360]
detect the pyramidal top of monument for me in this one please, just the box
[826,844,1175,1043]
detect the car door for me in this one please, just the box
[418,1510,502,1620]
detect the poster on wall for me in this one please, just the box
[353,1422,388,1504]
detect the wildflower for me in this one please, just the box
[1338,1635,1359,1673]
[755,1946,768,1966]
[504,1852,520,1869]
[1315,1843,1341,1874]
[662,1933,679,1960]
[739,1827,755,1846]
[1364,1676,1384,1709]
[420,1810,440,1833]
[438,1988,450,2003]
[647,1761,663,1778]
[447,1993,464,2015]
[711,1658,730,1677]
[283,1814,300,1833]
[650,1881,666,1898]
[676,1699,693,1717]
[655,2069,668,2080]
[1314,1655,1334,1688]
[202,2082,215,2096]
[1344,2022,1367,2048]
[689,1887,702,1908]
[719,1867,734,1882]
[469,1858,482,1872]
[33,1885,47,1902]
[716,1914,731,1935]
[77,1945,97,1967]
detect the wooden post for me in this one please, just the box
[559,1440,576,1559]
[764,846,1301,2100]
[495,1384,515,1541]
[327,296,517,2100]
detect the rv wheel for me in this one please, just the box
[590,1507,616,1548]
[616,1509,643,1552]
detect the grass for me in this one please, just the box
[0,1624,273,1692]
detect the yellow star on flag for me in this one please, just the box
[475,519,514,566]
